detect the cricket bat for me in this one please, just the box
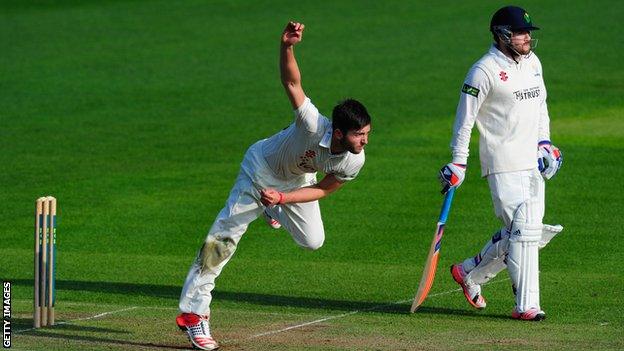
[410,187,456,312]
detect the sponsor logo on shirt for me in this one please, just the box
[513,86,541,101]
[461,83,480,97]
[298,150,317,172]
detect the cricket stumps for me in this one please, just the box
[34,196,57,328]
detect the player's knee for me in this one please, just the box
[289,224,325,250]
[301,236,324,250]
[297,230,324,250]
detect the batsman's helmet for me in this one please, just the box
[490,6,539,43]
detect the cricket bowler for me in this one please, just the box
[175,21,371,349]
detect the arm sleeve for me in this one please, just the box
[536,59,551,142]
[294,97,322,133]
[333,154,365,183]
[451,66,491,165]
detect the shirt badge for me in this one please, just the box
[499,71,508,82]
[298,150,317,172]
[461,83,480,97]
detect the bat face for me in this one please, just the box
[410,223,443,312]
[410,188,455,312]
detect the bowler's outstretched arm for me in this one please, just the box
[280,21,306,109]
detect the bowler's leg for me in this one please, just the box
[179,172,263,316]
[266,200,325,250]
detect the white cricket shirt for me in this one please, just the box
[262,97,365,182]
[451,45,551,176]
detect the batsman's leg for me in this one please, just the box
[507,201,544,320]
[461,223,562,287]
[452,228,509,309]
[462,169,556,285]
[462,228,509,285]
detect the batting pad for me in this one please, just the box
[508,202,542,312]
[539,224,563,249]
[465,229,509,286]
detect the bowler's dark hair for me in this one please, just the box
[332,99,371,134]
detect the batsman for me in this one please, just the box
[439,6,564,321]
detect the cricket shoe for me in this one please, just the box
[263,209,281,229]
[176,313,219,350]
[512,307,546,321]
[450,264,486,309]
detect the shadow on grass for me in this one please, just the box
[18,329,189,350]
[387,305,510,320]
[11,279,505,319]
[11,317,129,334]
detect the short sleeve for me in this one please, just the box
[332,153,365,182]
[294,97,322,133]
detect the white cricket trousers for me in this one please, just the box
[179,140,323,316]
[489,168,544,227]
[463,168,545,283]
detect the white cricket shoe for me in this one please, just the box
[176,313,219,350]
[263,209,281,229]
[451,264,487,309]
[512,307,546,321]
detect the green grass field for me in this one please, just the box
[2,0,623,350]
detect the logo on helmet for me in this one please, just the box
[524,12,531,24]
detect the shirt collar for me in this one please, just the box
[489,44,515,68]
[489,44,533,67]
[319,126,332,149]
[319,126,348,157]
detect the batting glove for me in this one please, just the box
[537,141,563,180]
[439,163,466,194]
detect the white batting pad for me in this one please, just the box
[540,224,563,249]
[507,202,542,312]
[464,228,509,285]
